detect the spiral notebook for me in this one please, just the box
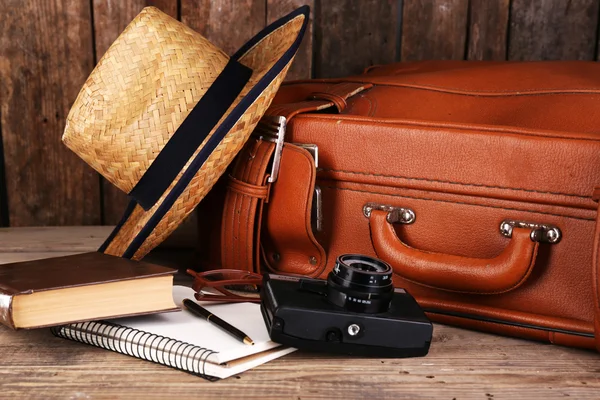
[51,285,296,380]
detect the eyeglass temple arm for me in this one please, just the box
[186,268,200,278]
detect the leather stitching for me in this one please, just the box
[222,150,246,269]
[495,241,539,295]
[228,178,268,199]
[243,195,255,269]
[319,168,591,200]
[232,150,249,270]
[231,144,253,270]
[279,78,600,96]
[237,147,253,272]
[309,92,346,112]
[377,84,600,96]
[238,142,262,271]
[326,185,595,221]
[243,145,271,270]
[318,78,600,96]
[299,114,600,143]
[230,171,242,270]
[269,83,368,119]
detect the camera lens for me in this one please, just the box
[326,254,394,313]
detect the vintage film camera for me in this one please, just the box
[260,254,433,357]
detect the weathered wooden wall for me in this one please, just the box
[0,0,598,227]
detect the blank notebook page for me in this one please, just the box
[108,285,280,364]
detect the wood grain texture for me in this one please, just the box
[0,227,599,398]
[0,319,598,399]
[0,252,83,264]
[267,0,313,80]
[401,0,469,61]
[508,0,600,60]
[0,224,196,254]
[314,0,399,78]
[467,0,509,60]
[0,226,113,252]
[91,0,178,224]
[181,0,266,56]
[0,226,198,268]
[0,0,99,226]
[0,119,7,227]
[93,0,178,58]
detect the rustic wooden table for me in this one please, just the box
[0,227,599,399]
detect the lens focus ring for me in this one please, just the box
[326,254,394,313]
[331,254,393,290]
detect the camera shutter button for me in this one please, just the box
[347,324,361,336]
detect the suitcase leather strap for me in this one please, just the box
[593,187,600,350]
[220,82,372,273]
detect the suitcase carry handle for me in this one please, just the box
[367,209,541,294]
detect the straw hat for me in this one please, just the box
[62,6,309,260]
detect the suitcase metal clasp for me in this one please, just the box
[500,220,562,244]
[252,115,287,183]
[363,203,416,224]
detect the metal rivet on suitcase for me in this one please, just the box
[499,220,562,244]
[363,203,416,224]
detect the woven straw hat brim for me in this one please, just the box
[97,7,309,260]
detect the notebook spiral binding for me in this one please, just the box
[51,321,219,381]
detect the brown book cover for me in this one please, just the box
[0,252,178,329]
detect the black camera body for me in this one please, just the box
[260,255,433,358]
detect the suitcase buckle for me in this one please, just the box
[252,116,287,183]
[363,203,416,224]
[253,116,324,233]
[500,220,561,244]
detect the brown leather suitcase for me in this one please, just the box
[201,61,600,351]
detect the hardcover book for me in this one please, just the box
[0,252,178,329]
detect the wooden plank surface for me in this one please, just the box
[181,0,266,56]
[0,0,100,226]
[267,0,314,80]
[0,224,196,254]
[508,0,600,60]
[91,0,178,224]
[467,0,510,60]
[314,0,399,78]
[0,225,109,264]
[401,0,469,61]
[0,315,598,399]
[0,252,83,264]
[0,226,113,253]
[0,226,599,398]
[0,225,200,274]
